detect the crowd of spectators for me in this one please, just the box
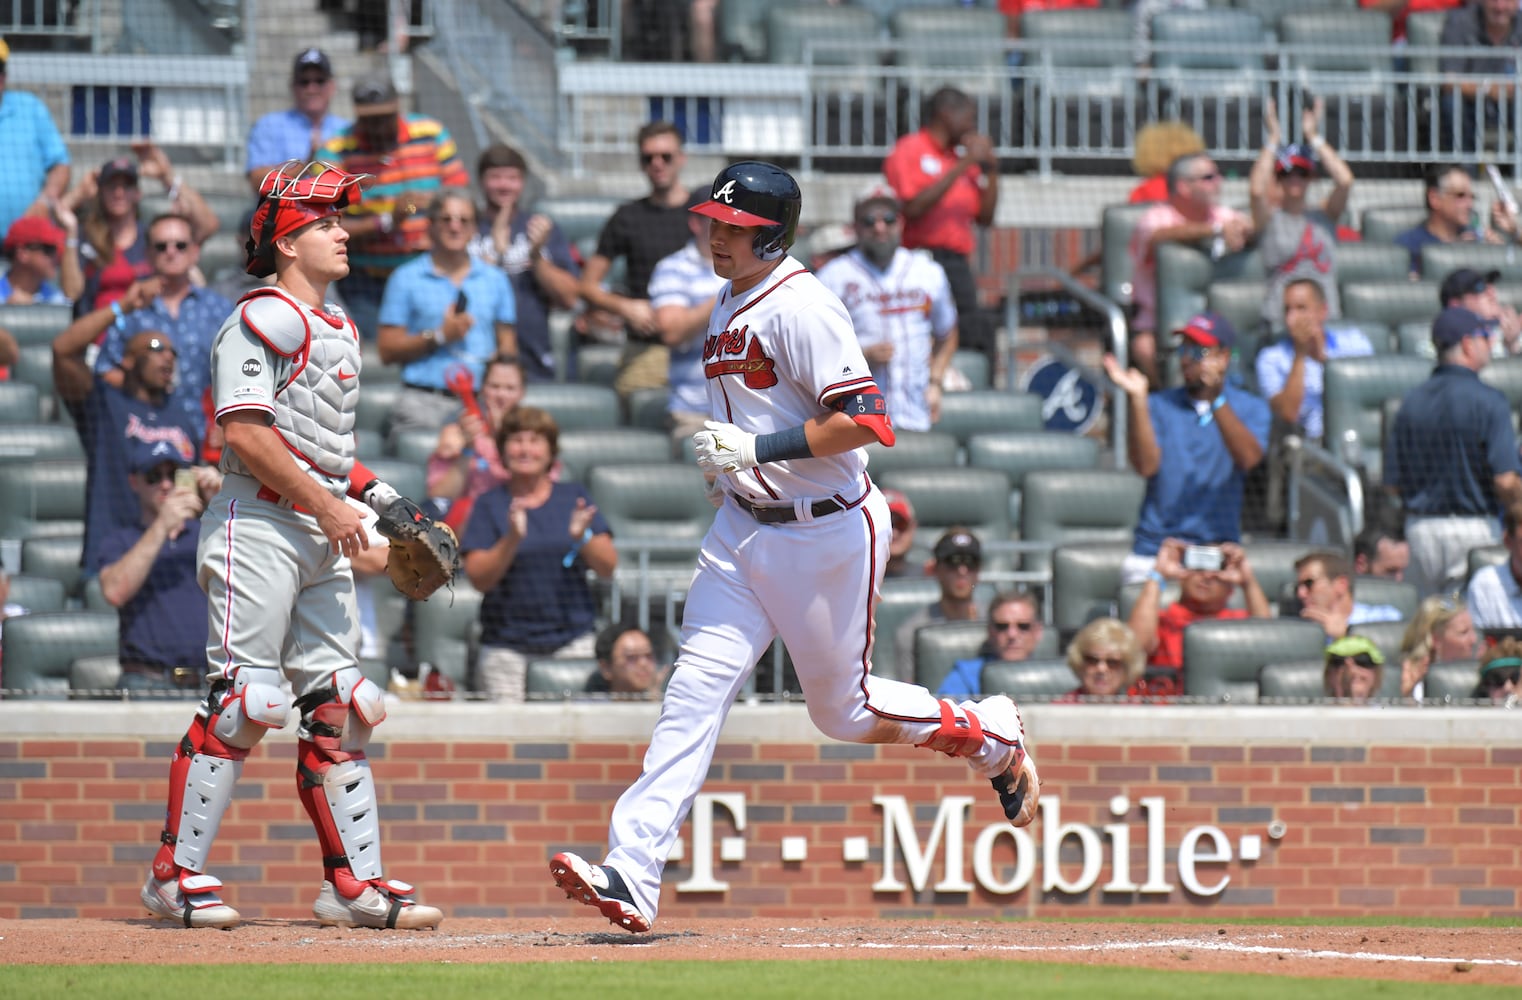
[2,18,1520,709]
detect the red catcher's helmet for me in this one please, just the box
[690,160,801,262]
[245,160,372,277]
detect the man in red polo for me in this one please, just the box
[883,86,999,367]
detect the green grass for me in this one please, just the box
[0,962,1511,1000]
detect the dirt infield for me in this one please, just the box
[1,918,1518,985]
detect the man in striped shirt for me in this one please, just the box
[322,74,469,340]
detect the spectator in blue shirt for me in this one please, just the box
[468,143,580,382]
[1105,312,1271,585]
[1292,550,1403,644]
[1386,306,1522,597]
[244,48,349,193]
[0,37,70,239]
[378,188,517,446]
[1256,278,1374,441]
[935,588,1044,700]
[1393,165,1494,278]
[97,439,219,698]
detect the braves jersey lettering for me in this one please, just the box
[703,333,779,388]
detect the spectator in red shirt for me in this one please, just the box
[883,87,999,366]
[1126,538,1272,693]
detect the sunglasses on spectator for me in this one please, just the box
[938,554,980,570]
[141,337,176,355]
[153,240,190,253]
[1081,653,1123,668]
[433,213,475,225]
[1334,653,1380,669]
[1178,343,1217,362]
[140,464,182,486]
[22,242,58,256]
[1188,171,1220,183]
[857,212,899,227]
[991,619,1035,633]
[295,75,329,88]
[1295,575,1325,591]
[640,151,675,165]
[1485,667,1520,688]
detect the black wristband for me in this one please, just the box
[754,424,812,464]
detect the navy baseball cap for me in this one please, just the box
[1175,311,1237,349]
[292,47,332,79]
[933,529,981,564]
[1430,306,1493,350]
[1274,143,1317,176]
[1440,267,1502,306]
[128,438,193,475]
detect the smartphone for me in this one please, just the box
[1182,545,1224,573]
[454,289,469,313]
[174,468,197,491]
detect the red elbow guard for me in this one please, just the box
[833,389,896,447]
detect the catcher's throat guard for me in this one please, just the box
[246,160,373,277]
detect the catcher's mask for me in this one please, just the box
[245,160,372,277]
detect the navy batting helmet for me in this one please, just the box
[691,160,801,262]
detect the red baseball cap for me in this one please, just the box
[4,215,65,255]
[883,488,914,522]
[1175,311,1237,349]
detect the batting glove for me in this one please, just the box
[694,420,758,474]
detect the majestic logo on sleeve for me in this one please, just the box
[703,325,778,389]
[714,180,737,204]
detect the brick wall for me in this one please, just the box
[1,705,1517,921]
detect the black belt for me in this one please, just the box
[403,383,457,398]
[731,494,844,524]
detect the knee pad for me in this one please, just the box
[210,668,290,751]
[298,666,387,752]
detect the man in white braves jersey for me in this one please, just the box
[139,161,442,931]
[817,184,958,432]
[549,161,1040,934]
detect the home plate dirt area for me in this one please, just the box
[0,918,1518,985]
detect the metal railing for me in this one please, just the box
[550,39,1522,178]
[1285,437,1366,549]
[0,0,97,43]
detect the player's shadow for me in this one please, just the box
[578,929,699,946]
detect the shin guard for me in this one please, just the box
[296,667,388,896]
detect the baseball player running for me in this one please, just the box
[140,161,445,930]
[549,161,1040,933]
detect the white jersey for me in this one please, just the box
[704,255,877,503]
[816,247,957,432]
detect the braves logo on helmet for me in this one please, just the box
[690,161,802,262]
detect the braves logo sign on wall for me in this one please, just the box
[1017,354,1103,435]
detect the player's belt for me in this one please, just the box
[255,484,317,516]
[402,382,457,397]
[731,494,844,524]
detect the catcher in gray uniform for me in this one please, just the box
[140,161,456,930]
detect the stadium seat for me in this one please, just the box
[1182,617,1326,702]
[0,303,73,347]
[862,430,960,476]
[1279,10,1391,91]
[1100,203,1152,309]
[576,343,623,387]
[718,0,773,62]
[1150,8,1266,148]
[412,581,483,690]
[1467,545,1507,585]
[1020,469,1146,576]
[1395,319,1436,357]
[1331,318,1392,354]
[9,343,56,405]
[0,423,84,464]
[0,382,40,424]
[1334,243,1412,286]
[768,6,882,94]
[1237,539,1315,608]
[912,618,1063,692]
[532,196,623,246]
[1420,243,1522,284]
[891,7,1007,101]
[1342,281,1442,329]
[1359,205,1426,246]
[587,462,715,571]
[69,654,123,699]
[557,427,674,483]
[0,460,87,540]
[624,386,670,433]
[1020,8,1133,97]
[1157,285,1209,355]
[525,657,598,699]
[874,467,1011,549]
[1404,10,1447,76]
[0,610,119,699]
[966,430,1100,525]
[980,658,1075,700]
[390,427,439,465]
[932,389,1044,446]
[1423,659,1482,703]
[5,573,66,613]
[1257,658,1326,702]
[21,534,85,600]
[1322,355,1429,477]
[1347,619,1408,666]
[870,576,942,682]
[1204,280,1270,373]
[522,382,621,430]
[1351,575,1419,622]
[354,381,403,435]
[1233,0,1355,35]
[363,459,426,510]
[950,349,991,390]
[1050,541,1132,635]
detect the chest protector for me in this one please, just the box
[236,287,360,482]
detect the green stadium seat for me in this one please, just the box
[1,610,119,699]
[355,381,403,435]
[891,7,1008,100]
[768,6,882,95]
[412,581,483,690]
[1100,203,1151,309]
[1332,319,1392,354]
[0,382,40,424]
[624,387,670,432]
[932,390,1044,446]
[1334,243,1412,286]
[1020,8,1133,97]
[1404,10,1447,75]
[966,431,1101,525]
[1256,659,1325,702]
[1359,205,1426,246]
[1421,243,1522,285]
[576,343,623,387]
[1241,539,1317,610]
[1182,618,1326,703]
[1279,10,1392,95]
[21,535,85,601]
[1423,659,1482,703]
[522,382,621,430]
[69,654,123,699]
[0,423,85,464]
[870,576,942,682]
[1351,575,1419,622]
[1020,469,1146,576]
[1395,319,1435,358]
[861,430,960,477]
[980,658,1075,700]
[525,657,599,700]
[1480,356,1522,411]
[389,427,438,465]
[1342,280,1441,328]
[913,620,988,692]
[362,459,426,510]
[0,460,87,540]
[0,303,73,346]
[1150,9,1265,97]
[1233,0,1355,35]
[1050,541,1131,635]
[557,427,674,483]
[875,467,1011,550]
[587,462,715,571]
[950,349,991,390]
[5,573,66,613]
[1347,620,1408,669]
[1322,355,1429,478]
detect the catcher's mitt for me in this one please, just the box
[376,497,460,600]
